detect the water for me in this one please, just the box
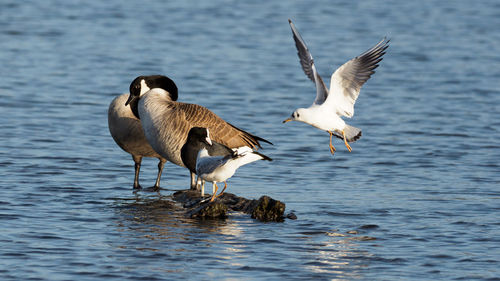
[1,0,499,280]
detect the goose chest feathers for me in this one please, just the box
[108,93,167,189]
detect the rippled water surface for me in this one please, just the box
[1,0,499,280]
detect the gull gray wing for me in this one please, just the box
[196,155,231,175]
[326,38,389,118]
[288,19,329,105]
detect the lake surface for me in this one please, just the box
[1,0,499,280]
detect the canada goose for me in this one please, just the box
[125,75,272,191]
[185,127,272,202]
[283,19,389,155]
[108,93,167,190]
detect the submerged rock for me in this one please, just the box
[172,190,288,222]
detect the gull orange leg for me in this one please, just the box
[209,182,219,202]
[342,130,352,152]
[215,181,228,199]
[328,131,336,155]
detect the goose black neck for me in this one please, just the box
[129,97,140,119]
[181,139,203,173]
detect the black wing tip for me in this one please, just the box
[288,18,292,24]
[226,122,273,149]
[253,151,273,161]
[254,135,273,146]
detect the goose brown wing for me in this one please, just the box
[177,103,272,149]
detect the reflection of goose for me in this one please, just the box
[125,75,272,190]
[108,93,166,190]
[284,19,389,156]
[183,127,272,202]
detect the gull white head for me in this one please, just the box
[283,108,309,124]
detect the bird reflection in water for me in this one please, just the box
[112,194,244,245]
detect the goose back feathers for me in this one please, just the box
[138,90,272,167]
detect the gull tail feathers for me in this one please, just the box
[344,125,362,142]
[230,149,272,168]
[333,125,362,142]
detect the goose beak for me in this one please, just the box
[282,118,292,123]
[125,94,137,106]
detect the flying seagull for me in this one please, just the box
[283,19,389,155]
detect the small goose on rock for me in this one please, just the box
[181,127,234,196]
[108,92,167,190]
[184,127,272,202]
[125,75,272,190]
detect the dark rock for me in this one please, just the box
[251,196,285,222]
[172,190,286,222]
[286,212,297,220]
[186,201,228,219]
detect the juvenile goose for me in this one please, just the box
[125,75,272,191]
[186,127,272,202]
[283,19,389,155]
[181,127,234,196]
[108,92,167,190]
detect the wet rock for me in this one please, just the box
[172,190,286,222]
[251,196,285,222]
[186,201,228,219]
[346,230,359,234]
[286,212,297,220]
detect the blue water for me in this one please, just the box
[1,0,499,280]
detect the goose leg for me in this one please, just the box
[190,172,198,190]
[328,131,336,155]
[209,182,219,202]
[342,130,352,152]
[132,155,143,189]
[153,158,166,191]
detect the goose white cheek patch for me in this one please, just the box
[139,79,151,96]
[205,128,212,145]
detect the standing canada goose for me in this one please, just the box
[125,75,272,191]
[108,92,167,190]
[184,127,272,202]
[283,19,389,155]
